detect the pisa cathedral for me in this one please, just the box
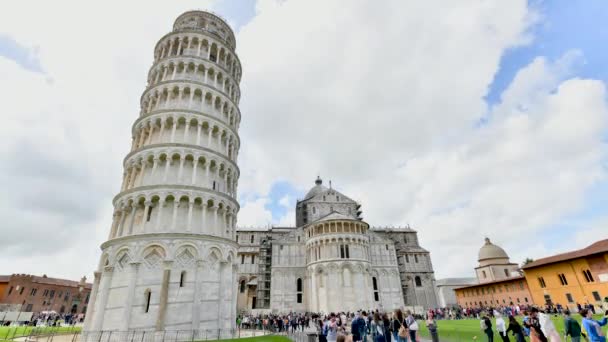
[236,176,438,314]
[82,10,437,336]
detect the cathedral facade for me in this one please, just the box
[236,177,438,314]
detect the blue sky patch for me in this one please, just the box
[0,34,44,73]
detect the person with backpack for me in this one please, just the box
[405,310,419,342]
[481,313,494,342]
[391,309,407,342]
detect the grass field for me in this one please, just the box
[0,325,81,340]
[213,336,291,342]
[416,315,607,342]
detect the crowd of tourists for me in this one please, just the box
[1,311,84,327]
[478,307,607,342]
[237,309,436,342]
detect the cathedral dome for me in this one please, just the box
[478,238,509,264]
[304,176,328,200]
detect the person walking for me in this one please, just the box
[506,315,525,342]
[495,312,510,342]
[352,311,366,342]
[524,308,548,342]
[405,310,419,342]
[371,312,387,342]
[391,309,407,342]
[481,313,494,342]
[564,310,582,342]
[426,311,439,342]
[327,314,339,342]
[580,308,607,342]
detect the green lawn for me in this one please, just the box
[213,336,291,342]
[417,315,607,342]
[0,325,81,340]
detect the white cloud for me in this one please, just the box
[238,197,273,228]
[1,0,606,282]
[278,194,291,207]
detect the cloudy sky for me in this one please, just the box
[0,0,607,281]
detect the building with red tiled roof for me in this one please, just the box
[453,238,533,308]
[521,239,608,310]
[0,274,92,314]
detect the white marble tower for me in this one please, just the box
[84,10,242,336]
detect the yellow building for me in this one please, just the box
[522,239,608,311]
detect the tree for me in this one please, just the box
[521,258,534,267]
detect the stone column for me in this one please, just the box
[216,261,225,331]
[213,206,219,236]
[170,200,179,231]
[186,200,194,232]
[200,203,207,234]
[158,120,165,141]
[146,124,155,145]
[92,266,113,331]
[196,124,202,145]
[191,159,199,185]
[155,199,165,231]
[120,262,140,331]
[108,212,120,239]
[177,156,185,183]
[140,201,151,233]
[150,158,159,184]
[116,207,128,237]
[137,160,147,187]
[170,120,177,143]
[126,204,137,235]
[191,260,204,330]
[207,128,213,148]
[155,265,171,331]
[83,271,101,331]
[163,158,171,182]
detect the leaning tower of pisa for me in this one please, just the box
[84,11,242,337]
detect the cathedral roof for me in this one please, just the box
[304,176,329,200]
[315,211,356,222]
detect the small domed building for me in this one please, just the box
[452,238,532,309]
[476,238,520,283]
[236,177,438,313]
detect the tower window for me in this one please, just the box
[147,206,154,221]
[296,278,303,304]
[482,271,487,278]
[144,290,151,313]
[250,235,254,243]
[504,269,509,277]
[415,276,422,287]
[414,255,419,263]
[241,255,245,264]
[240,280,245,293]
[180,271,186,287]
[251,255,255,264]
[372,277,379,301]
